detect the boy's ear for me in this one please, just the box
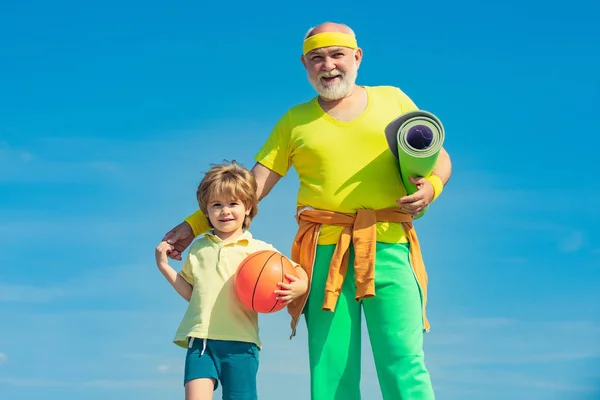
[245,207,251,216]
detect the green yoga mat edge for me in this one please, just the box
[384,110,445,219]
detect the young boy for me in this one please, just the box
[155,161,308,400]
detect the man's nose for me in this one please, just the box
[322,57,336,71]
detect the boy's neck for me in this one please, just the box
[213,228,245,243]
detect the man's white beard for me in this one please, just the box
[308,62,358,101]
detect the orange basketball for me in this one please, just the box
[234,250,296,313]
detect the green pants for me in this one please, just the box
[304,243,435,400]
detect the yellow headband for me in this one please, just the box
[302,32,358,55]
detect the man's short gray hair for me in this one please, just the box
[303,24,356,40]
[304,27,315,40]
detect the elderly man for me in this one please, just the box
[164,22,451,400]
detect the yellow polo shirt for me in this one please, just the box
[173,230,279,349]
[185,86,418,245]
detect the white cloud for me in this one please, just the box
[156,365,170,373]
[426,318,600,373]
[0,125,271,190]
[0,283,64,303]
[437,351,598,367]
[0,159,121,183]
[0,306,598,400]
[0,260,174,305]
[510,222,587,253]
[416,318,600,400]
[493,257,529,264]
[86,161,119,172]
[444,317,517,328]
[20,151,34,162]
[0,141,35,166]
[0,139,121,183]
[0,353,7,364]
[83,379,177,388]
[559,229,585,253]
[433,368,600,393]
[0,214,158,246]
[0,377,73,388]
[0,377,177,388]
[119,354,184,376]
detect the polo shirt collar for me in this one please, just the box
[204,230,253,245]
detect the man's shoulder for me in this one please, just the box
[287,96,317,115]
[269,96,320,129]
[367,85,409,97]
[367,85,417,110]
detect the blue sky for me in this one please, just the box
[1,0,599,399]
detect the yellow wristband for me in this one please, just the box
[425,175,444,201]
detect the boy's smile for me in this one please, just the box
[207,195,251,242]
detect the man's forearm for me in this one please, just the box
[185,210,210,237]
[432,147,452,185]
[251,162,282,201]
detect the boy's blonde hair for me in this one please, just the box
[196,160,258,230]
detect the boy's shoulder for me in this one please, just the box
[186,231,277,254]
[247,239,277,252]
[187,234,214,253]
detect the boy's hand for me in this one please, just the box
[162,222,194,261]
[275,273,308,306]
[155,241,174,269]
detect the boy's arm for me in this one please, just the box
[293,264,309,283]
[155,241,193,302]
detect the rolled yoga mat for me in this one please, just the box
[384,110,445,218]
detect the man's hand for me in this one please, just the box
[275,273,308,306]
[162,222,194,260]
[396,176,435,216]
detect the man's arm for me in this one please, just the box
[163,163,283,260]
[431,147,452,185]
[251,162,283,201]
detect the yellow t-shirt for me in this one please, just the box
[184,85,419,244]
[173,230,279,349]
[254,85,418,245]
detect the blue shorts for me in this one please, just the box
[184,337,259,399]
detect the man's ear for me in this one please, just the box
[354,48,363,68]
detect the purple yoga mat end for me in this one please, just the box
[406,125,434,150]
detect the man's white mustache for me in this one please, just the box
[319,70,344,79]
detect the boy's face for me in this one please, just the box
[206,195,250,241]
